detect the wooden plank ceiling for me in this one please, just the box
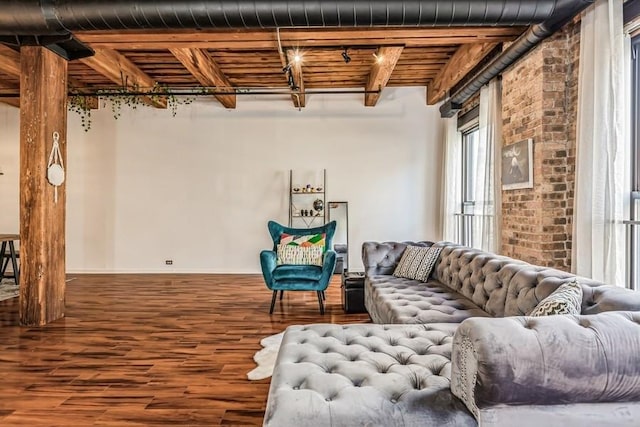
[0,27,524,109]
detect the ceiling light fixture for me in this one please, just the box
[341,48,351,64]
[373,52,384,64]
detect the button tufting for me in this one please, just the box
[390,398,397,404]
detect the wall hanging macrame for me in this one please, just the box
[47,131,65,203]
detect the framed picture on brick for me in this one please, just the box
[502,138,533,190]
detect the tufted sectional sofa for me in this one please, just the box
[263,241,640,427]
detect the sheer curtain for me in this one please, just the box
[442,115,461,242]
[473,79,502,253]
[573,0,630,286]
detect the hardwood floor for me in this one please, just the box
[0,274,371,426]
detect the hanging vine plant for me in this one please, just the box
[68,95,93,131]
[68,83,199,132]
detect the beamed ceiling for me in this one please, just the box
[0,26,525,109]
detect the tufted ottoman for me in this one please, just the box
[263,323,475,427]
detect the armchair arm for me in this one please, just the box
[451,312,640,419]
[318,250,336,290]
[260,250,277,289]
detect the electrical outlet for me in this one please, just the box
[165,260,173,265]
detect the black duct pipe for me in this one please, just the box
[440,0,594,117]
[0,1,570,34]
[0,0,594,105]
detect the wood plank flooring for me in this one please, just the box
[0,274,371,426]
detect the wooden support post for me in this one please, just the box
[19,46,67,326]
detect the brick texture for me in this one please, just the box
[500,22,579,271]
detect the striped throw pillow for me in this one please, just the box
[393,245,442,282]
[277,244,324,266]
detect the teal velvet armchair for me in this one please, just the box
[260,221,337,314]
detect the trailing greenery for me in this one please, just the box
[68,83,199,132]
[68,95,93,131]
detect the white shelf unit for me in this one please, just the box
[288,169,327,228]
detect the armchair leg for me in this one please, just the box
[279,290,284,300]
[322,291,326,300]
[269,291,278,314]
[317,291,325,315]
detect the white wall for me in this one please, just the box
[0,87,443,273]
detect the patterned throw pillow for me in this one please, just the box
[393,245,443,282]
[276,244,324,266]
[528,280,583,316]
[280,233,326,248]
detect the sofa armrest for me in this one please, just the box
[362,241,432,277]
[451,312,640,418]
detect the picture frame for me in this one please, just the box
[501,138,533,190]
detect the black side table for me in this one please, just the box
[341,271,366,313]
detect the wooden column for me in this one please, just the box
[19,46,67,326]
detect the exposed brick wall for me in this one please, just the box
[459,92,480,117]
[500,22,580,271]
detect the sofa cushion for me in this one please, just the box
[528,280,582,316]
[263,323,475,427]
[365,275,490,324]
[273,265,323,281]
[432,244,526,317]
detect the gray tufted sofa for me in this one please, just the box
[263,241,640,426]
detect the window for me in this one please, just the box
[458,125,480,247]
[455,106,480,248]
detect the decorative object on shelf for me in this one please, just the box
[289,169,327,228]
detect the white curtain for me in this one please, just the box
[442,115,461,242]
[474,79,502,253]
[573,0,630,287]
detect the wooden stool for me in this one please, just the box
[0,241,19,285]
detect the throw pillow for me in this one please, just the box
[393,245,442,281]
[277,244,324,266]
[280,233,326,248]
[528,280,583,317]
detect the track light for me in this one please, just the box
[341,48,351,64]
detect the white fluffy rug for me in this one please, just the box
[0,279,19,302]
[247,332,284,381]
